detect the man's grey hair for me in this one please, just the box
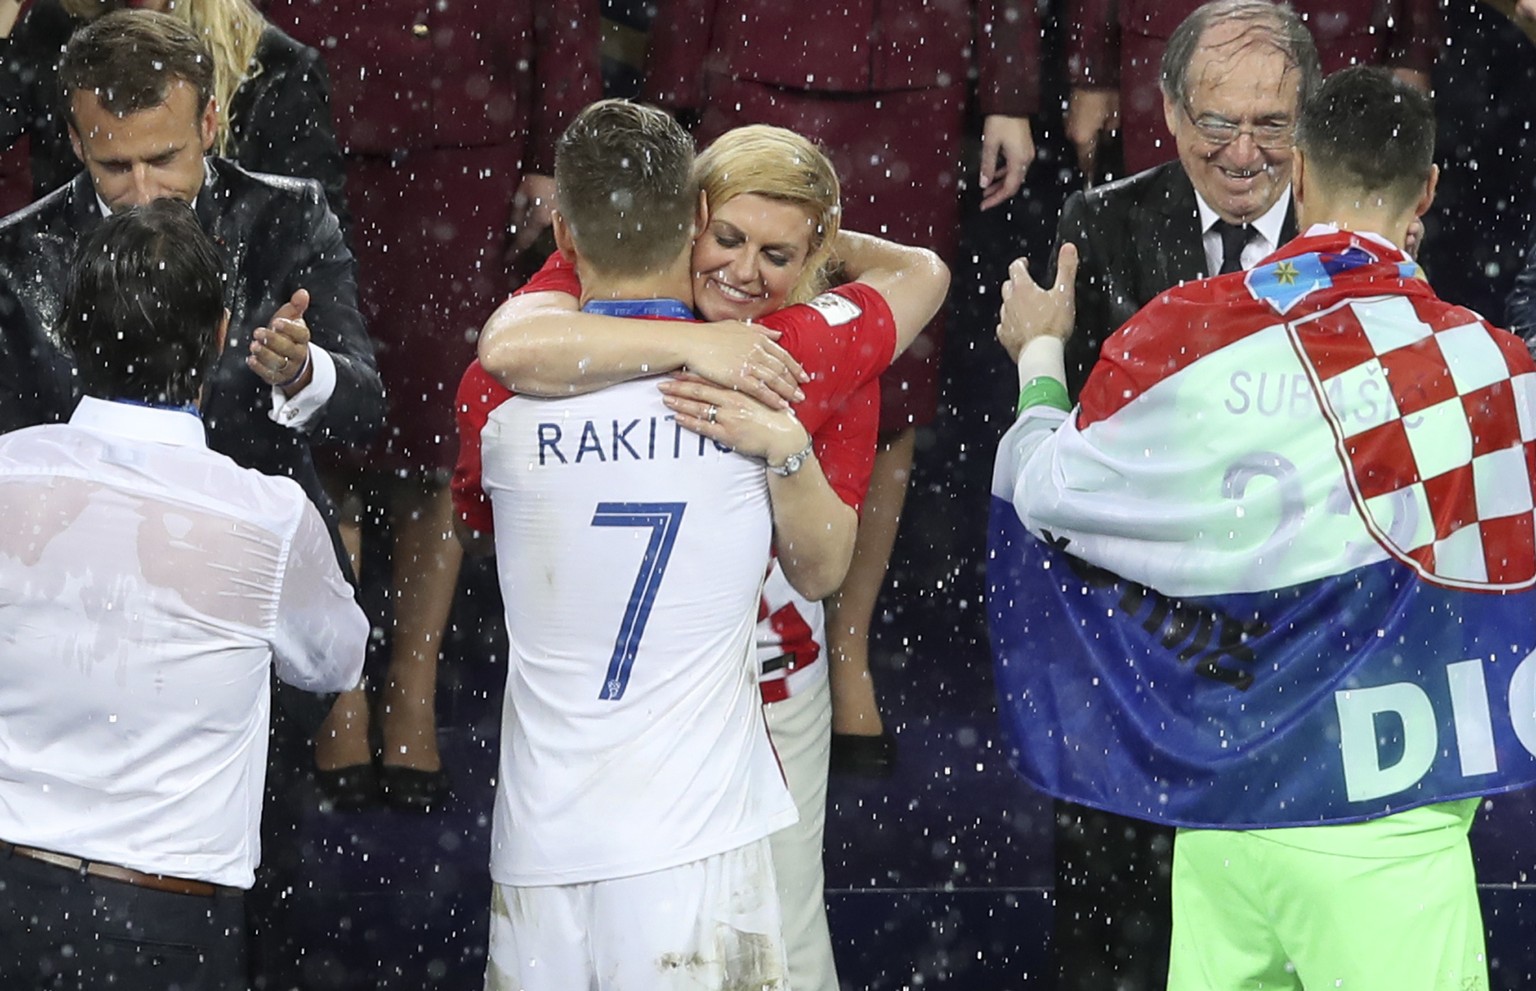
[1160,0,1322,108]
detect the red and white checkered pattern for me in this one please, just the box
[1292,294,1536,590]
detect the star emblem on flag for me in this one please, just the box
[1247,251,1334,315]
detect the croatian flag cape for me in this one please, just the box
[989,229,1536,828]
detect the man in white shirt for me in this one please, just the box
[0,200,368,991]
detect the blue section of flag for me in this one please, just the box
[1245,251,1335,315]
[1320,246,1378,275]
[987,494,1536,828]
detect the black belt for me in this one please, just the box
[1,839,233,897]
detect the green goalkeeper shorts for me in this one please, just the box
[1168,799,1486,990]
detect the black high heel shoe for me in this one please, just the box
[315,762,382,812]
[380,765,451,812]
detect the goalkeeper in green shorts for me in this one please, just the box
[992,65,1520,991]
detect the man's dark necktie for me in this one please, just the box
[1212,219,1252,275]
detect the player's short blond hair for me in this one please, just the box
[696,126,842,305]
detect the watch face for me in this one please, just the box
[772,443,812,476]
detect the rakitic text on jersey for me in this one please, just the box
[535,416,729,466]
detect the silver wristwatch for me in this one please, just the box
[768,442,815,477]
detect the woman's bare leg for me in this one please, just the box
[378,478,463,772]
[827,427,914,737]
[314,475,371,771]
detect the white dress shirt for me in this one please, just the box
[0,397,367,888]
[1196,187,1293,277]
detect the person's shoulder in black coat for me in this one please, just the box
[0,173,94,432]
[1052,161,1206,395]
[196,157,381,453]
[1508,223,1536,351]
[226,25,350,231]
[0,0,83,199]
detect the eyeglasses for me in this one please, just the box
[1182,102,1295,149]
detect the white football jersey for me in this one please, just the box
[478,378,797,885]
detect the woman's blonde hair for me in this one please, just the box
[695,125,841,305]
[61,0,265,154]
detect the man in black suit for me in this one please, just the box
[1053,0,1318,398]
[1013,2,1322,988]
[0,10,382,518]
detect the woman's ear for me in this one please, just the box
[692,189,710,238]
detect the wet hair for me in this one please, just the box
[695,126,842,304]
[1160,0,1321,109]
[60,200,225,405]
[57,2,263,154]
[58,10,216,133]
[554,99,698,277]
[1296,66,1435,209]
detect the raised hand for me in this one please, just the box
[997,243,1078,362]
[248,288,314,394]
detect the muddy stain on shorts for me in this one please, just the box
[654,927,784,990]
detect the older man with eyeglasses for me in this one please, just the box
[1003,2,1321,989]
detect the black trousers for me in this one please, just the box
[1054,800,1175,991]
[0,851,247,990]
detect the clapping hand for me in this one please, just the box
[248,288,314,395]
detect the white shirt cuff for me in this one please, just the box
[268,344,337,431]
[1016,335,1067,393]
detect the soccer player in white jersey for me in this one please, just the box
[458,100,868,991]
[467,124,949,991]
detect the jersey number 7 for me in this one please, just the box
[591,502,687,701]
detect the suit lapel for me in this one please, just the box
[194,159,224,236]
[1280,199,1300,244]
[64,173,104,236]
[1140,163,1207,292]
[191,161,239,414]
[1144,166,1301,282]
